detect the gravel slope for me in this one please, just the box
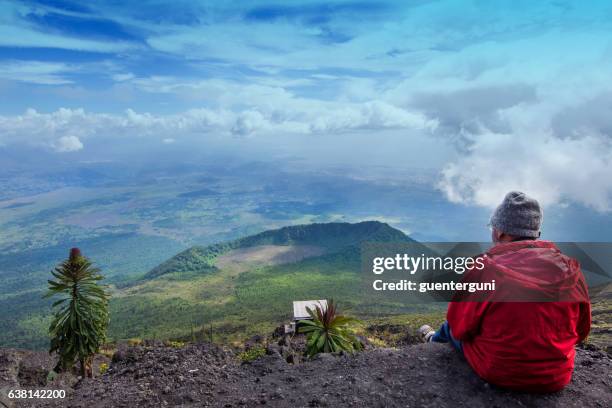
[6,341,604,408]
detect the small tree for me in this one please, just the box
[45,248,110,377]
[299,299,363,357]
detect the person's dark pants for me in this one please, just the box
[431,321,463,352]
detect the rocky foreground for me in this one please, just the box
[1,341,610,408]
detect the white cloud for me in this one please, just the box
[0,61,76,85]
[0,100,434,152]
[231,110,267,137]
[389,25,612,213]
[53,135,83,152]
[112,73,135,82]
[438,131,612,212]
[0,24,136,53]
[122,76,438,135]
[310,101,437,133]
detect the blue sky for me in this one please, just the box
[1,0,612,213]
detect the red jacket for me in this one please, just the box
[447,240,591,392]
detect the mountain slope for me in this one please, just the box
[109,221,430,343]
[144,221,410,279]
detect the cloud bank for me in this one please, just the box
[0,101,435,152]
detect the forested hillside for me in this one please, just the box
[144,221,410,279]
[109,221,440,343]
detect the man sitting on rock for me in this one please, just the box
[419,191,591,392]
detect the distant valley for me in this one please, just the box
[2,160,612,349]
[0,161,487,349]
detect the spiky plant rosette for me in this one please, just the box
[299,299,363,357]
[45,248,110,372]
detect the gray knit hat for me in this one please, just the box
[490,191,542,238]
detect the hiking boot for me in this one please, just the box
[418,325,436,343]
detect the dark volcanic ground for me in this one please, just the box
[1,341,610,408]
